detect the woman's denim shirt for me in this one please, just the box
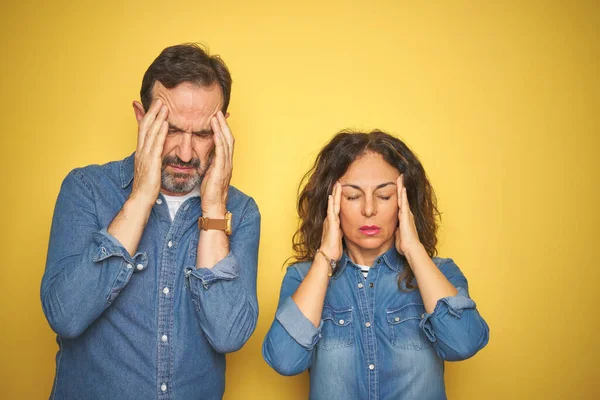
[263,247,489,400]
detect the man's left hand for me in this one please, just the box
[201,110,234,217]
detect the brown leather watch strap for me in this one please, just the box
[198,218,227,231]
[197,211,232,235]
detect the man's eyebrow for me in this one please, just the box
[168,123,213,135]
[341,182,397,191]
[192,128,214,136]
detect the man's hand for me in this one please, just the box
[200,110,234,217]
[107,99,168,257]
[131,99,169,207]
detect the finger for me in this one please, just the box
[401,187,411,219]
[144,105,168,153]
[216,110,235,153]
[138,100,163,149]
[152,121,169,158]
[327,194,335,221]
[396,175,404,216]
[333,182,342,216]
[210,117,226,170]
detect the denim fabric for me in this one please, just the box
[263,248,489,400]
[41,153,260,400]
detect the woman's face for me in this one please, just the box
[339,152,400,262]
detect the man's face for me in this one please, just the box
[146,81,224,196]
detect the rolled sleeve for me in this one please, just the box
[420,287,475,341]
[276,297,322,350]
[185,252,239,290]
[92,228,148,268]
[420,287,489,361]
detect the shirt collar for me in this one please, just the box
[120,152,135,189]
[333,246,403,279]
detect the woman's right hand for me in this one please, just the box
[320,182,343,261]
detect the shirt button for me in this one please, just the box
[339,319,345,325]
[168,241,173,248]
[136,264,144,271]
[160,383,167,392]
[369,283,374,288]
[126,263,132,269]
[156,198,163,205]
[365,322,371,328]
[357,283,364,289]
[394,317,400,322]
[421,314,425,318]
[377,259,381,264]
[369,364,375,370]
[161,335,168,342]
[162,287,170,295]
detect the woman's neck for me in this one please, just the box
[345,241,395,266]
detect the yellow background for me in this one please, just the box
[1,1,598,399]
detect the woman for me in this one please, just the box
[262,130,489,400]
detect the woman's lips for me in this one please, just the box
[359,225,381,236]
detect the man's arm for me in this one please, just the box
[184,111,260,353]
[185,198,260,353]
[40,100,169,338]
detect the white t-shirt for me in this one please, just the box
[358,264,370,279]
[161,187,200,221]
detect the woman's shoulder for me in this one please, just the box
[432,256,467,278]
[285,261,313,280]
[432,256,457,267]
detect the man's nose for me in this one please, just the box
[176,133,193,163]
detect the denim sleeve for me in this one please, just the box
[41,170,147,339]
[262,266,322,376]
[184,199,260,354]
[419,258,490,361]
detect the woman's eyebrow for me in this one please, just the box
[341,182,397,191]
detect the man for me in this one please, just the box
[41,43,260,399]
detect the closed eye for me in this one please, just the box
[193,131,213,139]
[378,196,392,200]
[345,195,360,201]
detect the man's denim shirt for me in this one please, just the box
[263,248,489,400]
[41,154,260,400]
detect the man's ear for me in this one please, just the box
[133,101,145,124]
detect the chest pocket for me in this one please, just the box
[317,306,354,350]
[386,303,432,350]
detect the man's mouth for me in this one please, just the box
[359,225,381,236]
[168,164,195,173]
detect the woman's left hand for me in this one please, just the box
[395,175,423,256]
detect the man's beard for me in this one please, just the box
[161,155,203,194]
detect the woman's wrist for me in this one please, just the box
[402,243,428,266]
[315,249,337,277]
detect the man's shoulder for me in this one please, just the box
[226,185,260,217]
[63,154,132,190]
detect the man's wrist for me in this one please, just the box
[201,205,227,218]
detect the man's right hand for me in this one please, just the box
[131,99,169,207]
[107,99,169,256]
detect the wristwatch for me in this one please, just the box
[198,211,232,235]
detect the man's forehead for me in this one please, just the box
[151,81,224,111]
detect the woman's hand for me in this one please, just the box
[320,182,343,261]
[395,175,424,256]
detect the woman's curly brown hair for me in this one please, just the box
[290,129,441,290]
